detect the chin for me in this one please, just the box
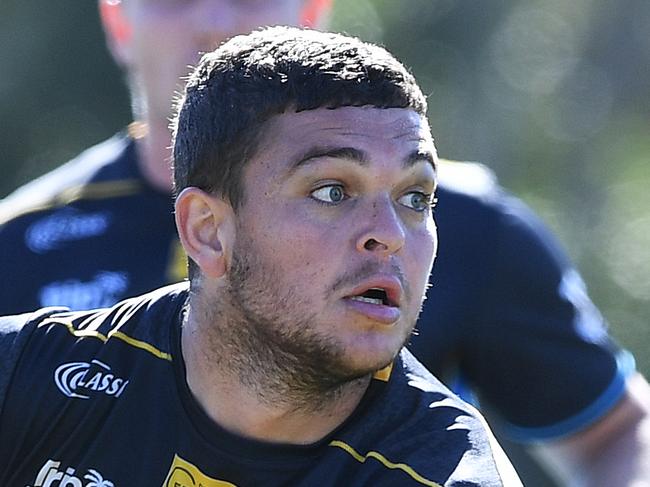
[342,343,402,377]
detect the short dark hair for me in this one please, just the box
[172,26,427,207]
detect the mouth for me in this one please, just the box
[349,288,395,307]
[343,277,403,325]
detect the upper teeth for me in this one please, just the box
[351,296,383,305]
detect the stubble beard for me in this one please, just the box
[201,240,382,414]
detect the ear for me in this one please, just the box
[301,0,332,28]
[175,188,235,280]
[98,0,133,66]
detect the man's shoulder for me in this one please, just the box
[435,159,533,217]
[394,348,478,416]
[0,133,138,227]
[389,349,486,432]
[0,308,68,412]
[434,159,559,252]
[32,282,189,356]
[437,159,499,198]
[0,308,65,358]
[434,160,510,234]
[0,284,186,406]
[335,350,521,485]
[4,283,186,368]
[395,350,521,484]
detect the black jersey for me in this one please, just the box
[0,133,632,443]
[0,133,182,314]
[0,284,520,486]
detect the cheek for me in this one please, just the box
[405,225,437,286]
[249,203,347,275]
[429,218,439,260]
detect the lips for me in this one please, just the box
[343,276,403,324]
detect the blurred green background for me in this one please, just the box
[1,0,648,485]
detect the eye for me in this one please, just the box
[398,191,432,212]
[311,185,347,204]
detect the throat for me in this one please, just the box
[181,300,372,444]
[209,376,371,445]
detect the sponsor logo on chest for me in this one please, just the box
[163,455,237,487]
[28,459,114,487]
[39,271,129,310]
[26,208,111,254]
[54,359,129,400]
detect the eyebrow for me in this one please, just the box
[290,146,437,173]
[407,150,437,172]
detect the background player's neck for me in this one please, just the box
[132,119,175,194]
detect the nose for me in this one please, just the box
[356,197,406,257]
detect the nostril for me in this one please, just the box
[364,238,380,251]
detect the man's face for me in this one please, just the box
[121,0,307,121]
[227,106,438,379]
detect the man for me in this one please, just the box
[0,1,647,485]
[0,27,521,485]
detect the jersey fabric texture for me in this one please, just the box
[0,284,521,487]
[0,133,634,442]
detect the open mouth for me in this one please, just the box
[350,288,392,306]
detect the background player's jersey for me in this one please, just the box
[0,133,182,314]
[409,162,634,442]
[0,284,520,486]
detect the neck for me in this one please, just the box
[130,118,174,193]
[180,300,372,445]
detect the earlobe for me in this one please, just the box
[98,0,133,66]
[175,188,235,280]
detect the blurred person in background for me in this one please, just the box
[0,1,648,485]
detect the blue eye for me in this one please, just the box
[398,191,432,212]
[311,185,346,204]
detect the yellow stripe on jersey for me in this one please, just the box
[40,317,172,362]
[110,331,172,361]
[0,180,142,225]
[372,363,393,382]
[53,180,143,203]
[328,440,441,487]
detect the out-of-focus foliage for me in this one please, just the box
[1,0,649,412]
[0,0,130,189]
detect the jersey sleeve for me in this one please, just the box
[460,191,634,442]
[0,309,65,416]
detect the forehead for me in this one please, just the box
[255,107,434,163]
